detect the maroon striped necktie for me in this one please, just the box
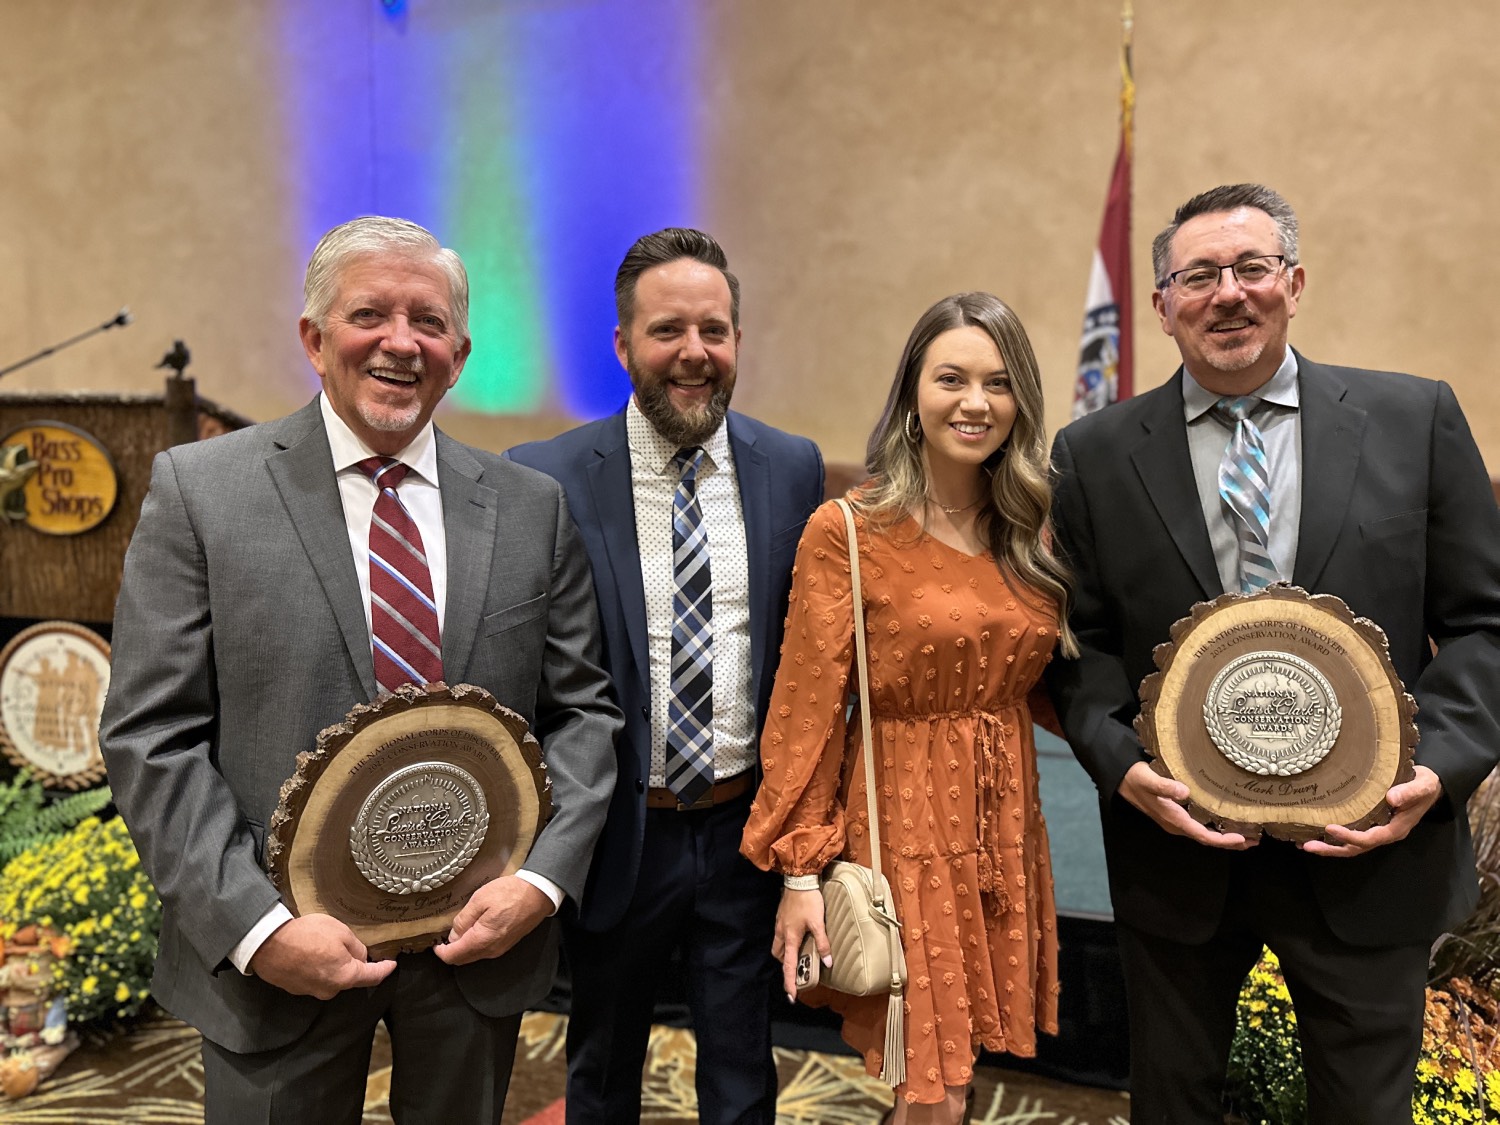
[356,457,443,693]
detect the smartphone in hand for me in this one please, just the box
[795,933,820,993]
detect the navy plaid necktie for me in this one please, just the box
[1211,396,1278,593]
[665,447,714,806]
[357,457,443,693]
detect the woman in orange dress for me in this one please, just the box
[741,292,1078,1123]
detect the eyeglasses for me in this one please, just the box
[1161,254,1288,296]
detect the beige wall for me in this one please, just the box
[2,3,309,430]
[4,1,1497,471]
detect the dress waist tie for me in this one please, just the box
[974,710,1012,919]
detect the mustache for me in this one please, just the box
[365,353,425,376]
[672,358,716,383]
[1209,297,1252,318]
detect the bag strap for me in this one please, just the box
[834,498,908,1087]
[833,498,886,908]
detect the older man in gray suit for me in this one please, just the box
[100,216,620,1124]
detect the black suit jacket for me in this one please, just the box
[507,407,824,931]
[1046,354,1500,946]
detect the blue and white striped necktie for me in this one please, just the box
[1211,396,1278,594]
[665,446,714,806]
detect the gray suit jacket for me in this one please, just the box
[100,398,621,1053]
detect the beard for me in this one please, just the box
[1201,303,1267,374]
[358,400,425,433]
[358,353,428,433]
[1204,342,1266,374]
[627,352,734,448]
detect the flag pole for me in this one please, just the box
[1121,0,1135,158]
[1070,3,1136,417]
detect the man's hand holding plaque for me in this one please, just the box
[248,914,397,998]
[1302,765,1443,857]
[1135,584,1418,844]
[433,876,552,966]
[1116,762,1256,849]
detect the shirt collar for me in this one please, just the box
[625,395,731,476]
[1183,346,1300,423]
[319,392,440,485]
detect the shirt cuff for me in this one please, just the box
[516,870,563,915]
[229,903,294,975]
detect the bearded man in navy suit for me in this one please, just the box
[508,227,824,1124]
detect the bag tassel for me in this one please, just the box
[879,977,906,1086]
[878,914,906,1086]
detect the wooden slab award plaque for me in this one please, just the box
[265,682,552,958]
[1136,585,1417,843]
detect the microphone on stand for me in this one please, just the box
[0,307,135,380]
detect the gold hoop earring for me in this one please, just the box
[905,411,922,443]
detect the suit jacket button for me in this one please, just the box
[635,779,645,793]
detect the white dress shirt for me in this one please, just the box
[229,395,559,974]
[626,397,756,786]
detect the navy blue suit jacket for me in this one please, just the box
[507,406,824,931]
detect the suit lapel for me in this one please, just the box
[728,414,772,704]
[1291,355,1365,589]
[265,401,377,698]
[585,414,651,691]
[1129,372,1221,599]
[436,434,497,682]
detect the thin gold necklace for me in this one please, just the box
[928,495,983,515]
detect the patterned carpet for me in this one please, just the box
[0,1009,1130,1123]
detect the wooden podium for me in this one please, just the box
[0,377,248,625]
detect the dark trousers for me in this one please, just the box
[200,951,523,1125]
[563,792,781,1125]
[1117,843,1427,1125]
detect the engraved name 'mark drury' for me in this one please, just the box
[350,762,490,895]
[1203,651,1344,778]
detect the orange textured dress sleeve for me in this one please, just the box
[741,500,859,877]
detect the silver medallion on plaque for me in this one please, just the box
[349,761,491,894]
[1203,652,1344,777]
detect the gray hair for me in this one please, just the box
[301,216,470,340]
[1151,184,1300,288]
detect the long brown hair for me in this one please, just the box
[859,292,1077,656]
